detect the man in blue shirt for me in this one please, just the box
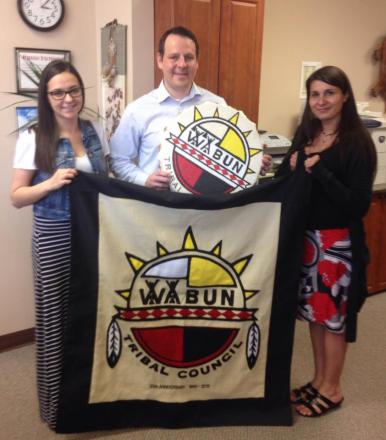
[110,26,269,189]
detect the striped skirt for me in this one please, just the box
[32,216,71,429]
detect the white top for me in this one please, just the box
[109,81,226,186]
[74,154,93,172]
[13,120,109,170]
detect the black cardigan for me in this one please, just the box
[276,130,373,342]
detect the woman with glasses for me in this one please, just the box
[10,60,109,429]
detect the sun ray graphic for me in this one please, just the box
[210,241,222,256]
[157,242,168,256]
[249,148,261,156]
[229,112,239,125]
[119,228,259,303]
[194,107,203,121]
[183,226,197,250]
[175,106,260,170]
[232,255,252,276]
[125,252,144,273]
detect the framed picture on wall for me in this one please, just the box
[15,47,71,93]
[16,106,38,132]
[299,61,322,99]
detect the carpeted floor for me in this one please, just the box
[1,293,385,440]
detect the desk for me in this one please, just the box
[364,185,386,294]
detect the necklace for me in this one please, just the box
[321,130,338,136]
[320,129,338,144]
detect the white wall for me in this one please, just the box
[131,0,154,100]
[259,0,386,137]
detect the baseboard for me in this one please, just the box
[0,328,35,352]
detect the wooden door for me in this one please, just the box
[218,0,264,122]
[154,0,221,92]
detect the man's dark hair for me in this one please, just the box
[158,26,199,58]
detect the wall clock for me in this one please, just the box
[17,0,65,32]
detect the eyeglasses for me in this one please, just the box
[47,86,83,100]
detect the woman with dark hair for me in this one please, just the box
[277,66,377,417]
[10,60,109,429]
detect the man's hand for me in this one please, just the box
[260,154,272,176]
[145,171,170,190]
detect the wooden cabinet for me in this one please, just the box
[218,0,264,124]
[364,190,386,294]
[154,0,264,123]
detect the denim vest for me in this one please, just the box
[32,120,107,220]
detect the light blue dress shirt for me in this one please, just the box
[110,81,226,186]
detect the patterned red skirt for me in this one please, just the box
[297,228,352,333]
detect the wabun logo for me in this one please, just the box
[106,227,261,377]
[159,102,262,194]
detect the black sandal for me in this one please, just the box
[296,391,344,417]
[291,382,317,404]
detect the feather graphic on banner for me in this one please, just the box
[246,320,260,369]
[106,318,122,368]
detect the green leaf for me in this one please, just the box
[21,70,40,87]
[26,60,43,77]
[82,106,105,120]
[0,97,36,111]
[9,118,37,135]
